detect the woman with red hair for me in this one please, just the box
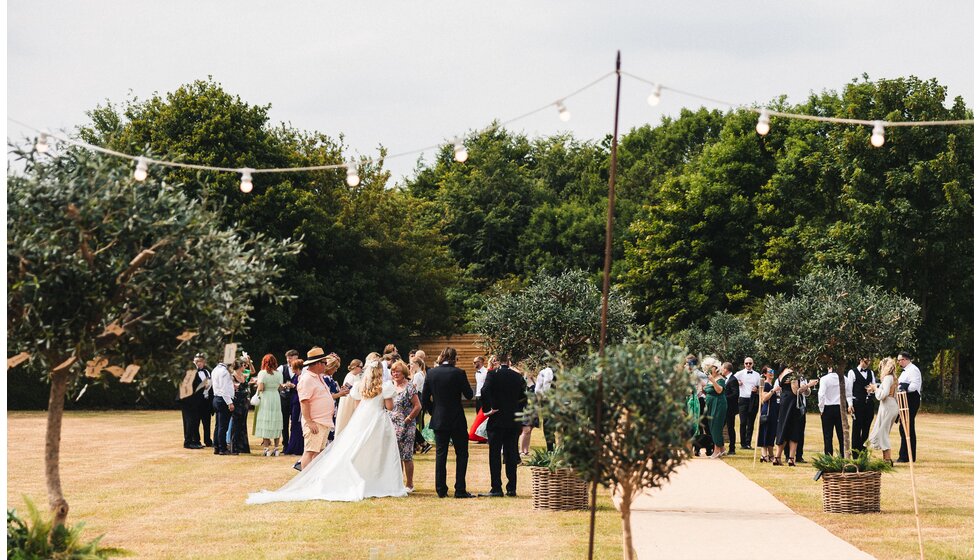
[253,353,285,456]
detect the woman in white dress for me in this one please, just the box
[868,357,899,464]
[246,357,407,504]
[334,358,365,437]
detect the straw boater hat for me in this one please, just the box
[303,346,329,366]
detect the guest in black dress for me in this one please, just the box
[773,367,802,466]
[756,367,780,462]
[230,363,252,455]
[283,359,304,455]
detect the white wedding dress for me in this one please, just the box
[246,377,407,504]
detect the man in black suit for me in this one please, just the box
[180,353,211,449]
[421,347,475,498]
[722,362,740,455]
[847,357,876,458]
[479,353,527,497]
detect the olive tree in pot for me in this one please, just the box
[758,268,920,458]
[542,336,693,560]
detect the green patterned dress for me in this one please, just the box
[253,369,284,438]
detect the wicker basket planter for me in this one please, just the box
[821,471,881,513]
[529,466,589,511]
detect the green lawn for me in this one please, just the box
[7,410,621,559]
[726,412,974,560]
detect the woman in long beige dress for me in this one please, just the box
[334,359,363,437]
[868,357,899,464]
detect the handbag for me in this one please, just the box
[250,393,260,407]
[475,417,490,439]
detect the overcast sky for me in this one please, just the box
[7,1,975,183]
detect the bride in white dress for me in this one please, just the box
[246,357,408,503]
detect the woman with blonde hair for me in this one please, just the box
[247,354,406,503]
[334,359,363,437]
[388,360,423,491]
[868,357,899,465]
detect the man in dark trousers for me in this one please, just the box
[479,353,527,497]
[722,362,740,455]
[422,347,475,498]
[180,353,211,449]
[278,349,300,446]
[847,357,876,457]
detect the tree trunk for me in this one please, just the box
[952,351,960,398]
[45,370,70,527]
[617,483,636,560]
[836,371,850,457]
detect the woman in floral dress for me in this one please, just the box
[387,360,422,492]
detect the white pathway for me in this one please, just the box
[630,458,876,560]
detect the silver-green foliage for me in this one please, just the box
[474,269,635,368]
[759,268,921,371]
[679,311,759,364]
[7,145,301,387]
[545,337,692,490]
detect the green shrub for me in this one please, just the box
[811,449,895,474]
[521,446,570,472]
[7,498,129,559]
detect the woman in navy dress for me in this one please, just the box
[283,358,305,455]
[756,367,780,462]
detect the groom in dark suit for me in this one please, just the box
[422,347,475,498]
[479,353,527,497]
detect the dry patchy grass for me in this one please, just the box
[7,410,621,559]
[726,412,974,560]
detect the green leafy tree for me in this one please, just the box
[758,268,920,452]
[473,270,635,368]
[679,311,759,364]
[80,78,459,358]
[7,146,299,526]
[543,338,692,560]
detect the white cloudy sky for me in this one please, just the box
[6,1,975,183]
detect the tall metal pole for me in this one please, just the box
[588,50,622,560]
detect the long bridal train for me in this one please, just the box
[246,368,407,504]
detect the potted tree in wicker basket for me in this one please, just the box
[542,337,693,560]
[522,447,589,511]
[813,450,894,513]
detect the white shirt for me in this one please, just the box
[734,368,761,399]
[818,371,853,413]
[474,366,489,396]
[211,363,235,405]
[898,362,922,394]
[411,371,425,393]
[382,360,392,383]
[535,367,555,395]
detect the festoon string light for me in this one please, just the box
[11,66,972,191]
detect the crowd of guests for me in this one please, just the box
[687,351,922,465]
[178,344,558,492]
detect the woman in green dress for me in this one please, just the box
[702,357,728,459]
[253,353,284,456]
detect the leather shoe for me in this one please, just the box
[895,459,909,463]
[454,492,476,499]
[437,493,448,498]
[505,491,517,497]
[479,491,504,498]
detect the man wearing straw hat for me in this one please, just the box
[297,347,341,470]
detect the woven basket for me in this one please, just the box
[821,471,881,514]
[529,467,589,511]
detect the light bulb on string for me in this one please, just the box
[239,169,254,193]
[756,110,771,136]
[556,101,571,122]
[36,132,50,154]
[453,139,468,163]
[133,157,149,182]
[870,121,886,147]
[346,162,360,187]
[647,85,662,107]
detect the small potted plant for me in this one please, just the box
[812,449,894,513]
